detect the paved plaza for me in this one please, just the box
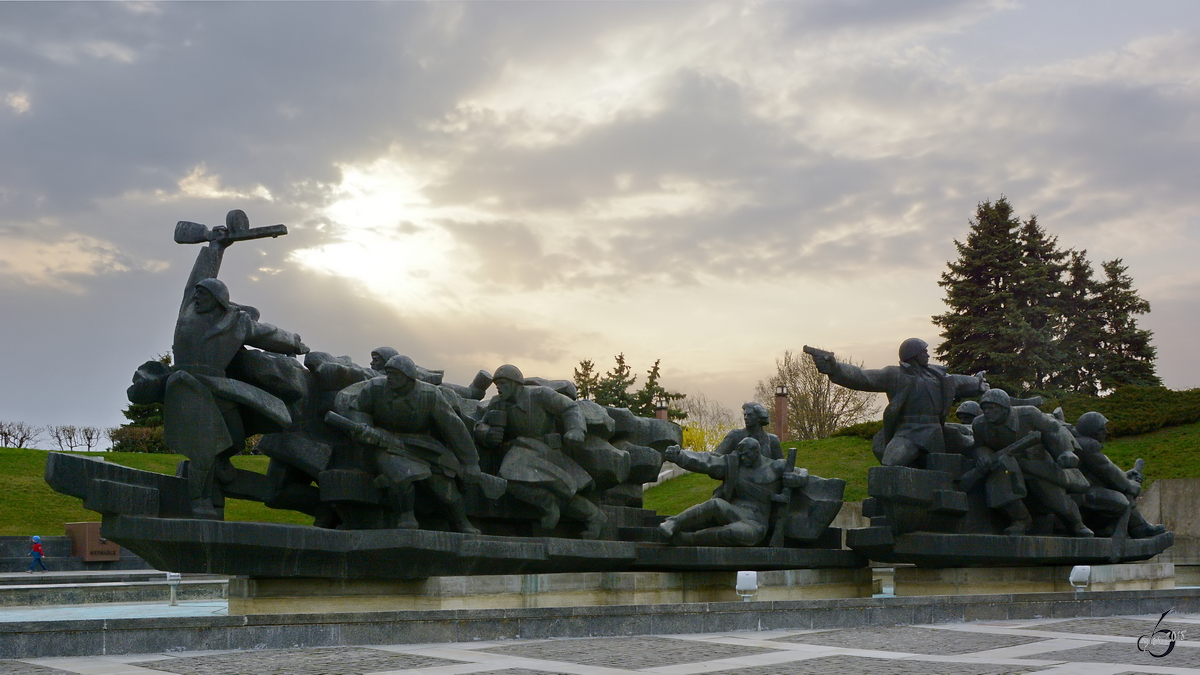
[6,612,1200,675]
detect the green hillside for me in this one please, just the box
[0,449,310,537]
[643,421,1200,516]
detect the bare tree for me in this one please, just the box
[79,426,103,452]
[47,425,82,452]
[755,350,880,441]
[0,421,44,449]
[678,393,738,452]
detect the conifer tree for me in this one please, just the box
[933,198,1032,394]
[1096,258,1161,389]
[935,199,1159,395]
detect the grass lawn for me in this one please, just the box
[0,448,311,537]
[644,421,1200,516]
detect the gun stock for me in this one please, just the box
[175,221,288,245]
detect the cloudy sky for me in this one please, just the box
[1,1,1198,436]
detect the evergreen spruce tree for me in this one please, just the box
[933,198,1033,394]
[935,199,1159,395]
[1053,251,1106,394]
[592,353,637,409]
[630,359,686,421]
[572,359,600,400]
[1012,215,1070,390]
[1096,258,1161,389]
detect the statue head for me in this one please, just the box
[898,337,929,366]
[735,437,762,467]
[193,278,232,314]
[383,354,419,393]
[956,400,983,424]
[979,388,1011,424]
[1075,411,1109,442]
[742,401,770,428]
[493,364,525,401]
[370,347,399,372]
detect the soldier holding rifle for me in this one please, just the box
[969,389,1094,537]
[337,355,492,534]
[154,210,308,519]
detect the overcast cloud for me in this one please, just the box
[1,1,1197,435]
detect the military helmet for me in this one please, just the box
[493,364,525,384]
[194,278,232,310]
[898,337,929,363]
[383,354,420,378]
[956,400,983,419]
[979,388,1012,409]
[1075,411,1109,439]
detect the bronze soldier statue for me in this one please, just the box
[971,389,1093,537]
[712,402,783,460]
[345,355,485,534]
[807,338,988,466]
[659,438,806,546]
[474,364,608,539]
[1071,412,1166,539]
[164,210,309,519]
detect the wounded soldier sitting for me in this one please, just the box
[659,438,806,546]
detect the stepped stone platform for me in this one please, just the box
[0,536,152,574]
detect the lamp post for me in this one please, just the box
[655,395,669,421]
[774,384,788,442]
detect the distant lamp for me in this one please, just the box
[736,570,758,601]
[1069,565,1090,592]
[655,395,669,421]
[775,384,788,398]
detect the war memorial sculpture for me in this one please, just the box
[806,342,1173,566]
[44,211,860,582]
[42,208,1171,598]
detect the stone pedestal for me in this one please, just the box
[228,567,874,615]
[893,562,1175,596]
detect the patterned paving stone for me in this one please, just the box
[699,654,1049,675]
[481,636,782,669]
[777,626,1045,655]
[1033,642,1200,669]
[0,663,77,675]
[138,646,462,675]
[1031,617,1190,638]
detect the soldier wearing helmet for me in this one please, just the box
[475,364,608,539]
[163,211,309,519]
[972,388,1093,537]
[348,354,485,534]
[1070,412,1166,539]
[808,338,988,467]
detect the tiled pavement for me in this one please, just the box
[10,613,1200,675]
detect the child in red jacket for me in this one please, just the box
[28,535,48,573]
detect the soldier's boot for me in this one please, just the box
[565,496,608,540]
[432,477,481,536]
[659,518,679,542]
[386,482,420,530]
[1060,498,1094,537]
[1002,501,1032,536]
[1128,508,1167,538]
[508,483,561,530]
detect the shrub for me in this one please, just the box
[1040,386,1200,437]
[108,425,170,453]
[832,419,883,440]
